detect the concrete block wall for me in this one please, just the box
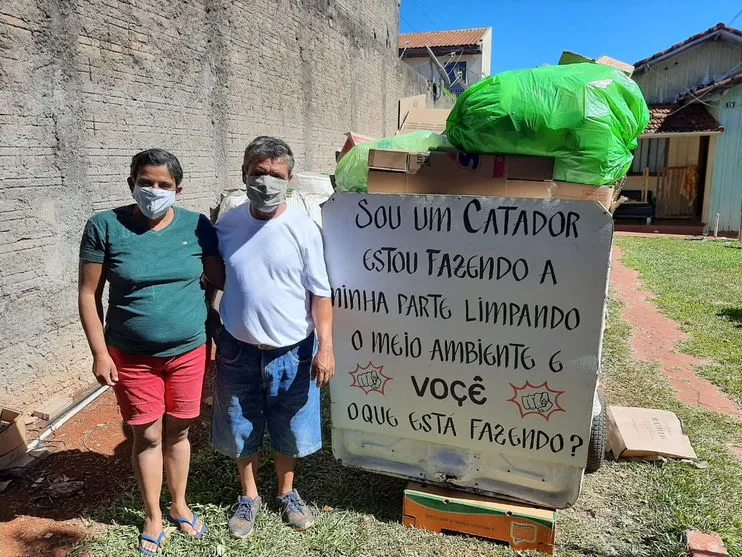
[0,0,447,410]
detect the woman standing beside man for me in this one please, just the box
[78,149,224,555]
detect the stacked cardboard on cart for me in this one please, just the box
[336,132,376,163]
[367,149,620,211]
[397,94,450,135]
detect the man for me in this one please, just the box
[212,136,335,538]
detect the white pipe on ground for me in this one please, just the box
[714,213,720,238]
[25,385,109,452]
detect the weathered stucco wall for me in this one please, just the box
[0,0,446,410]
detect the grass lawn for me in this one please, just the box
[72,294,742,557]
[616,236,742,404]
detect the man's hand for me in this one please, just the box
[311,345,335,387]
[92,353,119,386]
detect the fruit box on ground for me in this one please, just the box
[403,482,557,555]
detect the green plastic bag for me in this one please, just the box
[445,63,650,185]
[334,131,449,192]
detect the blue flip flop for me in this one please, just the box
[167,511,207,538]
[138,531,166,556]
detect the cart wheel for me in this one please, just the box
[586,396,606,473]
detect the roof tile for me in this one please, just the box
[644,103,723,135]
[634,23,742,68]
[399,28,487,50]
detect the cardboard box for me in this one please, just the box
[398,94,427,129]
[337,131,376,163]
[403,482,556,554]
[367,149,616,209]
[607,406,697,460]
[398,108,451,135]
[0,408,27,470]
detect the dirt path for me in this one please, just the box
[611,246,742,418]
[0,390,212,556]
[0,394,129,556]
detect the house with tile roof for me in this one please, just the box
[627,23,742,232]
[399,27,492,95]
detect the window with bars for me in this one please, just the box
[630,138,667,175]
[445,62,467,96]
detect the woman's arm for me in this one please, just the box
[203,255,225,339]
[78,260,118,386]
[203,255,225,291]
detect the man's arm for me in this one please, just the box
[311,294,335,387]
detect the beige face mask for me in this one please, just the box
[246,175,287,214]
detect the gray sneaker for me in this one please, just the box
[229,495,261,539]
[277,490,315,531]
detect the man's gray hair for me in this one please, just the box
[243,136,295,175]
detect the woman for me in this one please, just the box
[78,149,224,555]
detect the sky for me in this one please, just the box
[399,0,742,73]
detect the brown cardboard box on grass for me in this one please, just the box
[607,406,697,461]
[403,482,556,555]
[0,408,27,470]
[367,149,617,210]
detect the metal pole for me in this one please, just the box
[714,213,720,238]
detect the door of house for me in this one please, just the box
[656,166,700,218]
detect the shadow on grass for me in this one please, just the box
[76,387,407,534]
[718,307,742,328]
[181,388,407,524]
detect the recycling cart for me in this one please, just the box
[321,193,613,509]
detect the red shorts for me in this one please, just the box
[109,345,206,426]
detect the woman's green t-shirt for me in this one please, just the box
[80,206,219,357]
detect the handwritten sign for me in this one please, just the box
[322,194,612,467]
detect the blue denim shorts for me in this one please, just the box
[211,328,321,459]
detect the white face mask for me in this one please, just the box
[246,175,288,214]
[132,186,176,220]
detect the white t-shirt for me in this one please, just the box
[216,203,332,347]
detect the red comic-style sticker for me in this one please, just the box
[349,362,392,395]
[507,381,565,420]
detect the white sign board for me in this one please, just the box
[323,194,612,468]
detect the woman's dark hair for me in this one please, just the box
[130,149,184,185]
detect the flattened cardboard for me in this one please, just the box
[368,150,555,181]
[367,149,616,209]
[403,482,556,554]
[552,182,616,208]
[607,406,697,460]
[398,108,451,135]
[558,50,634,76]
[0,408,27,470]
[596,55,635,76]
[398,94,427,129]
